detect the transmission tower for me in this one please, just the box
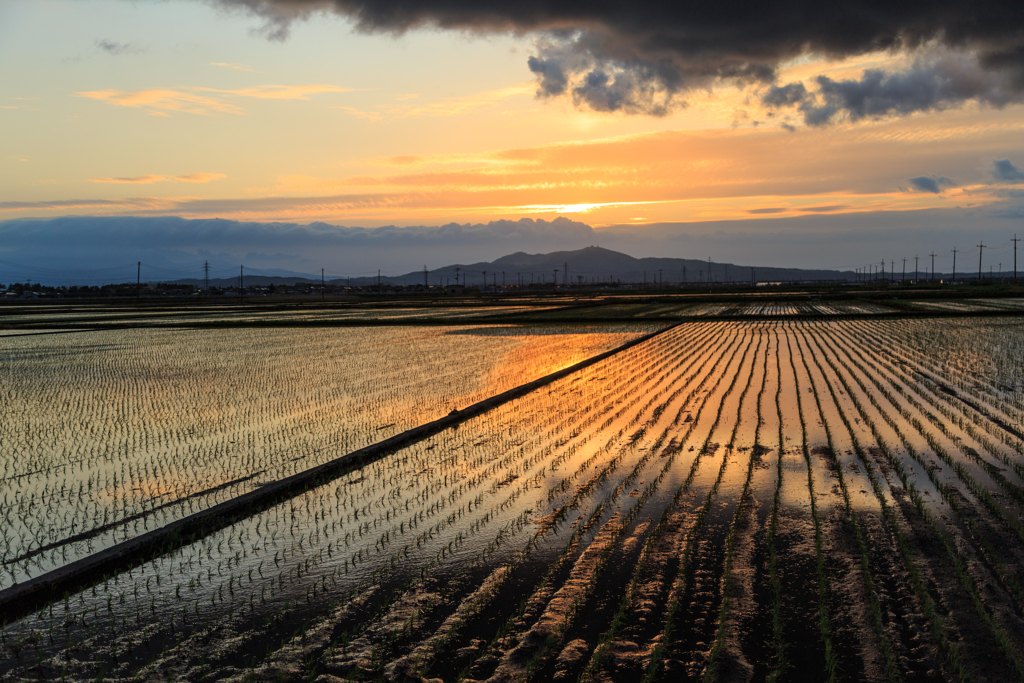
[1013,235,1020,281]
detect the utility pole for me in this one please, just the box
[483,270,487,289]
[424,266,428,289]
[902,258,906,284]
[240,265,244,301]
[377,269,381,291]
[708,257,712,283]
[553,269,558,287]
[564,262,568,286]
[951,248,958,282]
[891,260,894,283]
[659,269,664,288]
[204,260,210,293]
[322,268,325,301]
[915,256,919,282]
[1013,235,1020,281]
[929,252,936,282]
[978,242,986,281]
[750,266,755,285]
[455,267,460,287]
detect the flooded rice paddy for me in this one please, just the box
[3,317,1024,682]
[0,325,649,585]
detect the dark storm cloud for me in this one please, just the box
[763,53,1024,126]
[994,159,1024,182]
[211,0,1024,115]
[908,176,956,194]
[761,83,808,108]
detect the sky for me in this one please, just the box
[2,0,1024,281]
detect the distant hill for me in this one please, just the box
[168,246,859,287]
[360,246,857,287]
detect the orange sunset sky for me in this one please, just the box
[2,0,1024,276]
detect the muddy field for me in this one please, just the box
[3,316,1024,682]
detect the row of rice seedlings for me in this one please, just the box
[781,326,840,683]
[540,324,724,509]
[892,318,1024,415]
[350,325,720,667]
[700,326,772,680]
[812,324,1024,680]
[831,325,1024,543]
[849,320,1024,484]
[851,320,1024,483]
[574,326,772,681]
[834,322,1024,598]
[804,324,972,681]
[880,317,1022,411]
[497,420,701,681]
[0,325,652,581]
[852,318,1019,420]
[765,326,789,682]
[643,326,765,681]
[413,326,753,680]
[404,324,749,681]
[823,323,1024,657]
[868,318,1024,426]
[507,325,765,679]
[793,327,903,680]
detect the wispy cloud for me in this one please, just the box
[211,62,259,73]
[390,84,532,119]
[77,84,353,116]
[89,173,226,184]
[330,106,384,122]
[77,89,245,116]
[195,84,355,100]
